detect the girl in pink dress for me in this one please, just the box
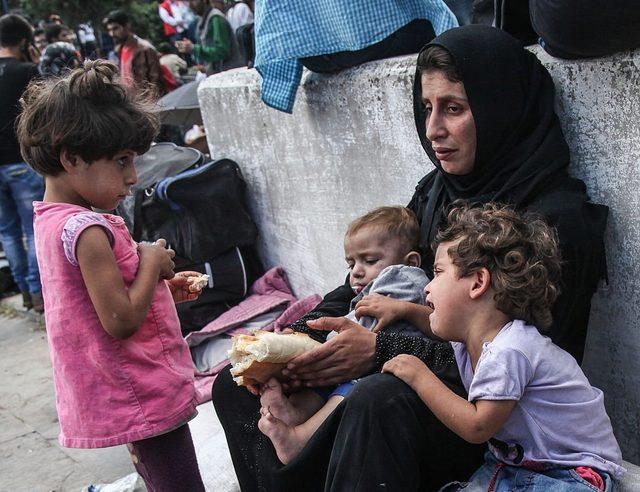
[17,60,205,491]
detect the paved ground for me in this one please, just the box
[0,294,239,492]
[0,297,135,492]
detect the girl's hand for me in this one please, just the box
[167,271,203,304]
[138,239,175,280]
[354,294,405,333]
[382,354,430,389]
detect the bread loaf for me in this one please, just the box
[228,330,321,386]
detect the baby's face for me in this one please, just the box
[344,227,407,294]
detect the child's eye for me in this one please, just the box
[365,258,379,265]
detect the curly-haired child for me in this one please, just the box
[16,60,205,491]
[383,202,625,491]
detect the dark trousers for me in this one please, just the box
[213,366,484,491]
[300,19,436,74]
[127,424,205,492]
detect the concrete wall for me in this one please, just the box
[198,48,640,463]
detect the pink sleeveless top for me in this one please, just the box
[33,202,196,448]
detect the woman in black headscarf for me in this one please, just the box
[212,25,608,490]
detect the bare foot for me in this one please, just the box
[260,378,307,426]
[258,408,308,465]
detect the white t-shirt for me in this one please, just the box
[452,320,625,479]
[226,2,254,32]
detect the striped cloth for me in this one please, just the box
[254,0,458,113]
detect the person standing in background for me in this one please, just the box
[177,0,243,74]
[0,14,45,312]
[44,23,76,46]
[33,27,47,53]
[159,0,189,42]
[104,10,166,97]
[226,0,253,32]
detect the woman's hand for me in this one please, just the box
[354,294,406,333]
[138,239,175,280]
[167,271,203,304]
[382,354,430,389]
[281,317,376,389]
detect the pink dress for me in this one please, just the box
[33,202,196,448]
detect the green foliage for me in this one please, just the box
[9,0,131,27]
[129,1,165,47]
[7,0,165,48]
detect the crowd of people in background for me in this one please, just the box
[0,1,255,315]
[2,1,255,98]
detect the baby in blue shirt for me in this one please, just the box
[259,206,429,464]
[383,202,625,491]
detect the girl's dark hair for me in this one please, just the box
[416,45,461,83]
[17,59,159,176]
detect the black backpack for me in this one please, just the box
[117,146,263,334]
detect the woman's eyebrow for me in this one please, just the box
[427,94,467,102]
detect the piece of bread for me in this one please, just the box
[187,274,209,292]
[228,330,321,386]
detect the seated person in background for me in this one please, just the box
[258,206,429,464]
[44,23,75,46]
[158,42,187,80]
[384,202,625,491]
[176,0,243,74]
[252,0,459,113]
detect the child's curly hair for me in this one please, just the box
[434,202,562,329]
[16,59,159,176]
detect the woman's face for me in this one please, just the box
[421,70,476,175]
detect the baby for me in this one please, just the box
[258,206,429,464]
[384,202,624,490]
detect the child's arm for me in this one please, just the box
[355,294,435,336]
[383,354,516,444]
[76,227,175,339]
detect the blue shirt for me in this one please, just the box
[452,320,625,479]
[254,0,458,113]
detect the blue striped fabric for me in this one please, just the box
[254,0,458,113]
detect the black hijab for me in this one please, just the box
[411,25,602,257]
[410,25,608,362]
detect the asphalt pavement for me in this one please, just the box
[0,295,134,492]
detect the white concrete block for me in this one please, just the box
[199,49,640,464]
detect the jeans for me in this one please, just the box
[440,451,612,491]
[0,163,44,294]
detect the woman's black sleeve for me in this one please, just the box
[374,332,461,388]
[542,200,608,364]
[287,277,355,343]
